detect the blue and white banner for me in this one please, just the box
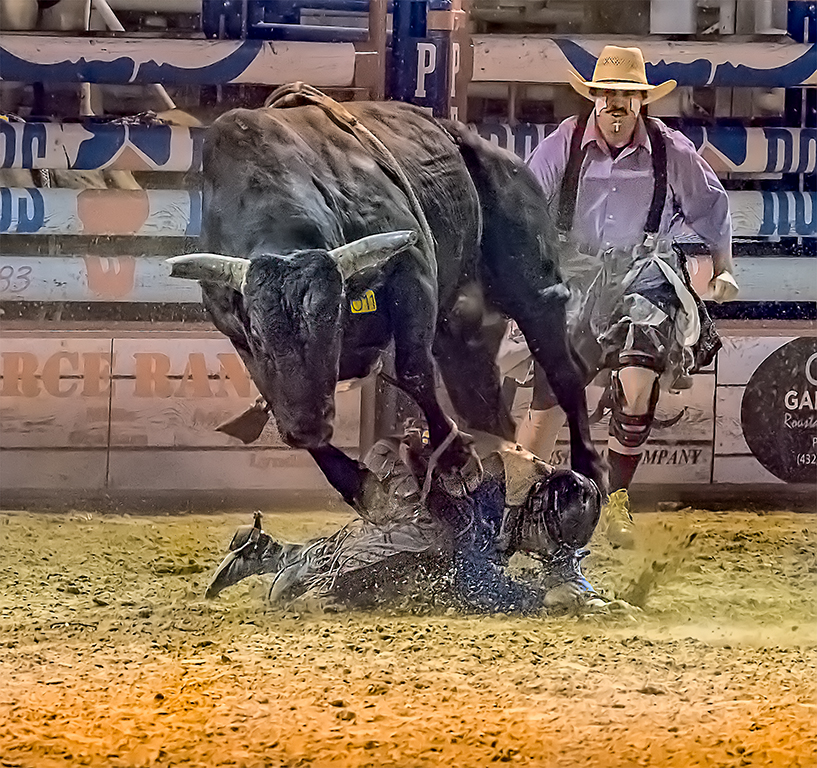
[4,120,815,177]
[475,123,817,176]
[0,35,356,87]
[0,187,813,238]
[0,255,201,303]
[731,190,816,238]
[684,125,817,176]
[473,37,817,88]
[0,188,200,237]
[0,120,203,173]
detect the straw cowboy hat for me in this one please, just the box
[568,45,676,104]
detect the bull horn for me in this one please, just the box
[166,253,251,293]
[329,230,417,280]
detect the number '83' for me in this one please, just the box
[0,265,32,293]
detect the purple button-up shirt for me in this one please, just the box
[526,113,732,260]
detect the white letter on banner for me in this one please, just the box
[450,42,460,98]
[415,43,437,98]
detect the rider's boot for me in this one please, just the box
[540,546,606,612]
[599,450,640,549]
[205,512,301,599]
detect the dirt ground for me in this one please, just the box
[0,505,815,768]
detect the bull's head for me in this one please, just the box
[167,231,416,448]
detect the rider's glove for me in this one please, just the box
[708,271,739,303]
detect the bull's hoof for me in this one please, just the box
[352,470,393,524]
[216,401,270,444]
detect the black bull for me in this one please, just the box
[169,98,605,510]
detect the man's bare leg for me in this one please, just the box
[516,405,566,463]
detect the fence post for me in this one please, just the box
[448,0,471,121]
[390,0,452,117]
[368,0,388,99]
[787,0,817,42]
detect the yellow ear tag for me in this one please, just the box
[350,289,377,314]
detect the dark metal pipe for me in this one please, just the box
[250,21,370,41]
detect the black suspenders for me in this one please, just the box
[643,118,668,238]
[557,113,590,234]
[556,114,668,239]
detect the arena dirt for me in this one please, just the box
[0,507,814,768]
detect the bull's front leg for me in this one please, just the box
[307,445,394,519]
[201,286,389,515]
[388,267,482,497]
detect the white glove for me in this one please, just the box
[707,271,739,303]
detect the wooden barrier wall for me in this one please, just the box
[1,118,814,306]
[0,330,362,496]
[2,328,814,496]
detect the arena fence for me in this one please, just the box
[0,0,815,500]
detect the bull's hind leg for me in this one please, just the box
[491,282,606,493]
[434,284,515,441]
[447,123,606,492]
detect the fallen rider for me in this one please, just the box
[205,429,609,614]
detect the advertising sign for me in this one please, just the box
[0,333,362,493]
[472,37,817,88]
[740,337,817,484]
[391,0,457,117]
[0,35,355,87]
[509,375,715,485]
